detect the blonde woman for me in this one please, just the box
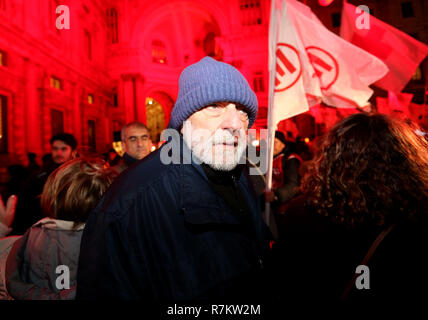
[0,158,116,300]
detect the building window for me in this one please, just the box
[152,40,167,64]
[88,120,96,150]
[146,97,165,144]
[87,94,94,104]
[331,12,341,28]
[85,30,92,60]
[113,120,121,142]
[0,50,6,67]
[50,76,62,90]
[0,95,7,153]
[412,66,422,81]
[113,91,118,107]
[253,71,264,92]
[401,2,414,18]
[51,109,64,136]
[239,0,262,26]
[107,8,118,44]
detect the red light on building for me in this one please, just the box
[318,0,334,6]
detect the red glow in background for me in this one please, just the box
[0,0,426,168]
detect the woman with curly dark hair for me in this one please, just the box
[274,113,428,303]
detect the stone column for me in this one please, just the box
[120,73,145,124]
[70,81,82,146]
[23,58,43,156]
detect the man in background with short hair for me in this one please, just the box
[11,133,77,234]
[112,122,152,174]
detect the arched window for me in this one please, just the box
[152,40,167,64]
[107,8,118,43]
[146,97,165,143]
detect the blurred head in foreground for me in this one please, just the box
[41,157,117,228]
[302,113,428,227]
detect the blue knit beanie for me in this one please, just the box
[169,56,258,129]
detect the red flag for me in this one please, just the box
[341,2,428,92]
[388,91,413,114]
[376,96,389,115]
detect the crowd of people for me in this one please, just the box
[0,56,427,305]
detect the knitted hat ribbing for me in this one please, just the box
[169,56,258,129]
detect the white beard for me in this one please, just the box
[182,119,247,171]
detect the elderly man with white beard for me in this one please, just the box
[76,57,273,302]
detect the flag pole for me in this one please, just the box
[265,0,280,227]
[265,90,275,227]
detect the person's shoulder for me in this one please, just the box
[117,147,179,188]
[284,154,302,165]
[111,159,127,174]
[281,195,327,226]
[97,148,182,217]
[283,195,309,216]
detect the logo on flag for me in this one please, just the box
[306,46,339,90]
[275,43,302,92]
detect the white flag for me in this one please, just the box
[268,0,318,128]
[286,0,388,109]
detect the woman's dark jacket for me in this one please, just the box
[274,195,428,303]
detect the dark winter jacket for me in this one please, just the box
[274,195,428,303]
[11,162,60,235]
[76,135,271,300]
[112,152,139,174]
[2,218,83,300]
[272,153,301,205]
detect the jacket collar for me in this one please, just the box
[33,217,85,231]
[175,136,254,226]
[123,152,138,166]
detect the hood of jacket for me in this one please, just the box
[5,218,84,300]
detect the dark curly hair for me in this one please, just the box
[301,113,428,228]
